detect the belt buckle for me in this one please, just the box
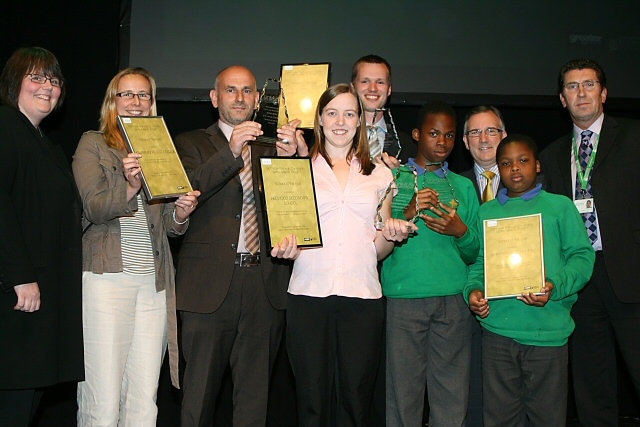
[239,253,259,267]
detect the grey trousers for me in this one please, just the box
[482,329,568,427]
[386,294,473,427]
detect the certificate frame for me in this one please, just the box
[117,116,192,200]
[258,157,323,249]
[280,62,330,129]
[483,213,545,299]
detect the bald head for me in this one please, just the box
[210,66,259,126]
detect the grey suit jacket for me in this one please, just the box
[174,123,291,313]
[540,115,640,303]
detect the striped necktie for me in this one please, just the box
[239,145,260,254]
[368,125,382,159]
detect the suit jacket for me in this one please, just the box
[175,123,291,313]
[540,115,640,303]
[0,105,84,388]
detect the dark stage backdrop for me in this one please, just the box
[1,1,124,159]
[128,0,640,100]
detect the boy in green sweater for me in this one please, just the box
[464,134,595,426]
[382,101,480,426]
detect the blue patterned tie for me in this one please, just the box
[575,130,597,244]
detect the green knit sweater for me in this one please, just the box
[464,187,595,346]
[381,164,480,298]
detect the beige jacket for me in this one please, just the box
[72,131,186,387]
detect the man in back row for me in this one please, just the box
[459,105,508,426]
[351,54,415,167]
[461,106,507,203]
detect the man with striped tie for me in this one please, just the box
[351,54,414,168]
[174,65,304,427]
[540,58,640,427]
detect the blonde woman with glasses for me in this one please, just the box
[73,67,200,426]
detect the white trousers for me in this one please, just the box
[77,272,167,427]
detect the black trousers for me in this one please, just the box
[180,265,284,427]
[570,252,640,427]
[287,294,384,427]
[0,388,43,427]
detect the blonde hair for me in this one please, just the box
[99,67,157,150]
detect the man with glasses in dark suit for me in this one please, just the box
[458,105,507,427]
[540,58,640,427]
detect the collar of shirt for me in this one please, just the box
[218,120,234,141]
[572,113,604,148]
[369,116,388,135]
[497,183,542,205]
[406,158,450,178]
[473,163,499,180]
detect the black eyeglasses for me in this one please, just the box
[465,127,503,139]
[116,92,153,101]
[26,74,63,88]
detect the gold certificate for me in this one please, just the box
[483,214,545,299]
[280,63,330,129]
[117,116,193,200]
[258,157,322,248]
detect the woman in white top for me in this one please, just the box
[72,67,200,426]
[272,83,416,426]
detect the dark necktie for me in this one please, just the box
[575,130,597,244]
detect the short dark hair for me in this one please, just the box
[558,58,607,94]
[0,46,66,109]
[351,54,392,86]
[496,134,539,161]
[463,105,505,134]
[415,100,456,129]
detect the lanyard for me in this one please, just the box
[572,134,599,191]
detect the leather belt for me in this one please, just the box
[235,253,260,267]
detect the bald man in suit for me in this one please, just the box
[175,65,304,426]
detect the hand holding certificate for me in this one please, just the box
[258,157,322,249]
[117,116,192,200]
[483,214,545,299]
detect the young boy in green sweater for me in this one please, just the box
[382,101,480,426]
[464,134,595,426]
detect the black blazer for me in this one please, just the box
[175,123,290,313]
[540,115,640,303]
[0,105,84,389]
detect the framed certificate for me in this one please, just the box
[117,116,192,200]
[280,63,330,129]
[483,214,545,299]
[258,157,322,249]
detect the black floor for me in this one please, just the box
[32,380,640,427]
[32,348,640,427]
